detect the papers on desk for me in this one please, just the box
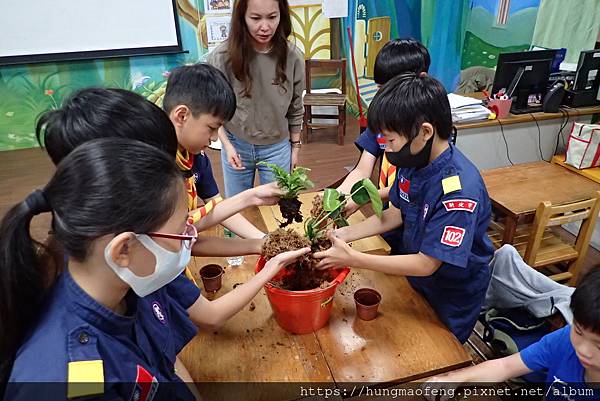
[447,93,492,123]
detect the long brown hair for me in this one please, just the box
[227,0,292,97]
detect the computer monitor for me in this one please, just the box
[573,50,600,92]
[492,49,557,114]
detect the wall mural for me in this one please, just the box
[0,0,544,151]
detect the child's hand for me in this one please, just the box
[422,375,460,401]
[313,231,355,270]
[250,182,285,206]
[224,143,245,170]
[263,247,311,276]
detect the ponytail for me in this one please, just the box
[0,190,53,384]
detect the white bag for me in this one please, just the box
[565,122,600,169]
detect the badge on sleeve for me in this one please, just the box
[441,175,462,194]
[397,175,410,202]
[131,365,159,401]
[67,360,104,399]
[441,226,465,247]
[376,133,386,150]
[442,199,477,213]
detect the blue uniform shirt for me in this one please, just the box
[354,127,386,159]
[192,152,220,200]
[521,326,599,400]
[388,144,494,343]
[6,270,200,401]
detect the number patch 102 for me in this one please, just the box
[441,226,465,247]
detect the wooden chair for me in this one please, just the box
[490,191,600,285]
[303,58,346,145]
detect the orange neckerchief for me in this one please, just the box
[379,153,397,189]
[176,148,198,210]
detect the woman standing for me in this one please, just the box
[208,0,305,197]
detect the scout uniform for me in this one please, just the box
[6,269,200,401]
[388,144,494,343]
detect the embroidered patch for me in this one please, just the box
[422,203,429,220]
[397,175,410,202]
[441,175,462,194]
[151,301,166,325]
[442,199,477,213]
[376,133,386,150]
[132,365,159,401]
[441,226,465,247]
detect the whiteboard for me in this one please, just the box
[0,0,182,65]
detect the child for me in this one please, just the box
[163,63,268,239]
[36,87,273,258]
[0,139,308,399]
[425,267,600,401]
[337,38,431,254]
[314,73,494,343]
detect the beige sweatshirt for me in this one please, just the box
[207,41,305,145]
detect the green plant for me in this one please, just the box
[258,161,314,227]
[304,178,382,243]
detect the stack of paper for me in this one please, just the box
[447,93,492,123]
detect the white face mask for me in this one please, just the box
[104,234,192,297]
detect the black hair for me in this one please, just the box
[163,63,236,120]
[368,72,452,140]
[570,267,600,334]
[0,138,183,384]
[35,88,178,165]
[374,38,431,85]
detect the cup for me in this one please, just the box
[200,264,224,293]
[487,98,513,119]
[354,288,381,321]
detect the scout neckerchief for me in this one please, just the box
[176,147,198,210]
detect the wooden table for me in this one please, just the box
[482,161,600,245]
[551,154,600,184]
[180,208,471,400]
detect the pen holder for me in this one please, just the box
[487,98,513,119]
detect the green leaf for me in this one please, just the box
[362,179,383,217]
[258,162,314,198]
[350,180,370,205]
[322,188,341,212]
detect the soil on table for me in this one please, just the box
[278,197,303,227]
[262,228,334,291]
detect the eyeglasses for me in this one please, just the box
[148,223,198,249]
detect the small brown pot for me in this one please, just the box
[354,288,381,321]
[200,264,224,293]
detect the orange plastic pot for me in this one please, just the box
[256,256,350,334]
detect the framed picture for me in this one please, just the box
[206,15,231,43]
[204,0,233,14]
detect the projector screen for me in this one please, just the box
[0,0,183,65]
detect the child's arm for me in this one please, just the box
[337,151,378,194]
[190,182,282,232]
[334,204,403,242]
[314,233,441,276]
[191,236,263,257]
[424,354,533,401]
[221,213,265,239]
[186,247,310,331]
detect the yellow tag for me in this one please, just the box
[67,360,104,399]
[442,175,462,194]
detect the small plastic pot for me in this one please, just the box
[200,264,224,293]
[354,288,381,321]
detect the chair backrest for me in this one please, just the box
[524,191,600,268]
[305,58,346,95]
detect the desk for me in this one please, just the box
[454,93,600,170]
[482,161,600,245]
[180,208,471,400]
[551,154,600,184]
